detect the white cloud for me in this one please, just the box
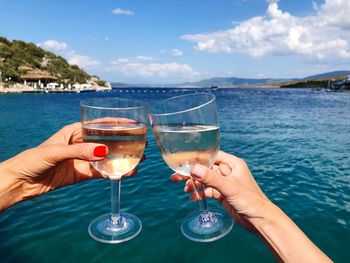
[181,0,350,60]
[36,40,100,69]
[172,49,183,56]
[37,40,67,51]
[135,55,157,61]
[312,1,319,11]
[256,72,267,78]
[112,8,134,16]
[68,54,101,68]
[318,0,350,29]
[108,56,198,79]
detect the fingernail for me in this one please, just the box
[93,146,107,157]
[184,185,188,192]
[191,165,206,179]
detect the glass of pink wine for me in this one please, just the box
[80,97,148,243]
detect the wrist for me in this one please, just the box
[249,199,282,232]
[249,200,292,261]
[250,199,332,262]
[0,162,24,212]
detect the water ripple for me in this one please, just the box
[0,88,349,262]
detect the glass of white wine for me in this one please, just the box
[150,93,233,242]
[80,97,148,243]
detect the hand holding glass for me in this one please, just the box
[150,93,233,242]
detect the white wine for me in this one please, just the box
[83,122,147,180]
[153,125,219,176]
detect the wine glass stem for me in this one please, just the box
[111,179,122,224]
[198,186,209,214]
[197,186,217,226]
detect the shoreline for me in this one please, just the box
[0,84,280,93]
[175,84,281,88]
[1,83,336,94]
[0,83,112,94]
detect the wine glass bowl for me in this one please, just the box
[150,93,233,242]
[82,120,147,180]
[152,125,219,176]
[80,97,148,243]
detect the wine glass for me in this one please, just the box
[149,93,233,242]
[80,97,148,243]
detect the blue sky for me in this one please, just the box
[0,0,349,83]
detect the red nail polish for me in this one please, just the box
[93,146,107,157]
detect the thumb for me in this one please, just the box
[42,143,108,164]
[191,164,236,197]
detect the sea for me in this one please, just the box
[0,87,349,262]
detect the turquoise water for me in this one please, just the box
[0,88,349,262]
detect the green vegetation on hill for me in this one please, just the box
[280,74,349,88]
[0,36,105,85]
[280,80,330,88]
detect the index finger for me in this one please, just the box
[40,122,82,146]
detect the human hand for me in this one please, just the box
[0,122,140,211]
[170,151,270,232]
[171,151,332,262]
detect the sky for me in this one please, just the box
[0,0,349,84]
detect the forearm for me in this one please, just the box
[252,201,332,262]
[0,161,24,212]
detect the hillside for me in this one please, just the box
[186,77,291,87]
[179,71,349,88]
[0,36,106,86]
[303,71,350,80]
[280,71,350,88]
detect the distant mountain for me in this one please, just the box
[178,71,349,87]
[109,71,350,88]
[111,82,130,87]
[303,70,350,80]
[180,77,292,87]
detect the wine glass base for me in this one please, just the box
[88,212,142,244]
[181,209,234,242]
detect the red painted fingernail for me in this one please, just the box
[93,146,107,157]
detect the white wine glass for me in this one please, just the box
[80,97,148,243]
[149,93,233,242]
